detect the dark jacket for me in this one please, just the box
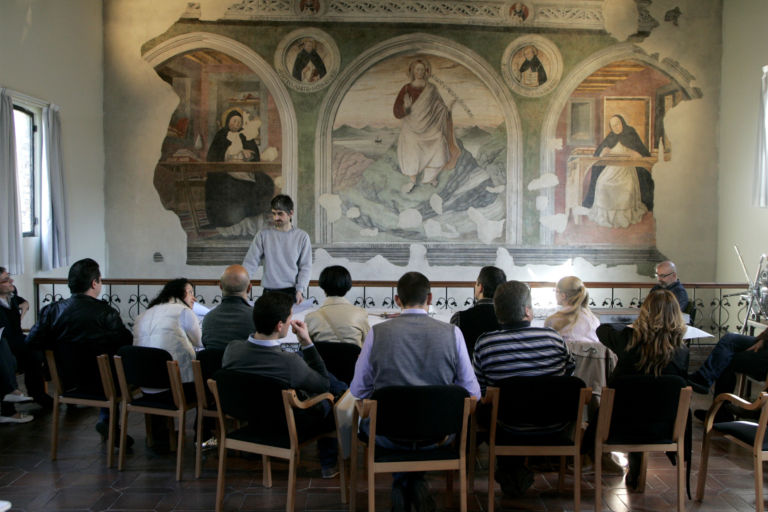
[0,288,27,346]
[202,295,255,350]
[650,280,689,312]
[450,299,501,357]
[26,294,132,391]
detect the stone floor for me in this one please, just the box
[0,388,766,512]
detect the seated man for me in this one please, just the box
[651,260,689,312]
[472,280,575,497]
[305,265,370,346]
[689,329,768,421]
[202,264,254,350]
[450,265,506,357]
[350,271,480,512]
[0,266,48,409]
[222,291,340,478]
[0,335,33,423]
[26,258,133,440]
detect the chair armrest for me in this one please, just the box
[355,398,376,419]
[704,392,768,433]
[284,390,335,409]
[482,387,499,405]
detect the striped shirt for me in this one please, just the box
[472,322,575,393]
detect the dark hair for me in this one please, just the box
[493,280,532,324]
[396,271,430,307]
[252,292,294,335]
[477,266,507,299]
[148,278,192,309]
[628,289,685,376]
[271,194,294,213]
[319,265,352,297]
[0,266,6,274]
[67,258,101,294]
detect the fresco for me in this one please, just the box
[152,49,283,264]
[328,54,509,244]
[552,60,684,247]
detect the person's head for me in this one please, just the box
[629,289,686,375]
[68,258,102,296]
[220,264,251,297]
[493,280,533,324]
[609,114,627,135]
[395,271,431,308]
[555,276,590,309]
[148,278,195,309]
[523,45,537,59]
[302,38,316,52]
[408,58,431,81]
[319,265,352,297]
[271,194,294,230]
[655,260,678,288]
[252,291,295,337]
[0,266,13,297]
[226,110,243,132]
[475,266,507,300]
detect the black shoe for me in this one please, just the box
[95,421,134,448]
[694,407,734,424]
[495,466,534,497]
[391,480,410,512]
[687,372,711,394]
[408,477,435,512]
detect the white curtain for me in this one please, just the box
[41,104,69,270]
[755,65,768,207]
[0,89,23,274]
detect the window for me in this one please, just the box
[13,105,37,236]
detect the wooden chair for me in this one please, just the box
[46,351,119,467]
[208,369,346,512]
[349,385,475,512]
[313,342,361,386]
[696,391,768,512]
[114,345,196,481]
[594,375,692,512]
[191,348,225,478]
[483,376,591,512]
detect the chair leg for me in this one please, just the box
[106,401,117,468]
[696,432,711,501]
[756,453,764,512]
[286,453,297,512]
[558,455,566,493]
[636,452,648,492]
[215,441,227,512]
[195,408,204,478]
[262,455,272,488]
[487,447,495,512]
[118,403,129,471]
[367,462,375,512]
[145,414,154,447]
[594,445,603,512]
[349,439,358,512]
[573,451,581,512]
[459,463,468,512]
[337,437,347,504]
[175,413,185,481]
[676,446,685,512]
[50,396,60,461]
[468,425,477,494]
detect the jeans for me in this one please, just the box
[695,332,768,394]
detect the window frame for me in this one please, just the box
[12,102,40,238]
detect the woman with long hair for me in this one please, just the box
[545,276,599,343]
[134,278,202,383]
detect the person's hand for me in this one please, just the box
[295,290,304,304]
[291,319,312,346]
[18,301,29,320]
[746,338,765,352]
[403,93,413,110]
[242,149,255,160]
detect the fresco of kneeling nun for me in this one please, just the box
[331,54,508,244]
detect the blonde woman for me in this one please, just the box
[545,276,600,343]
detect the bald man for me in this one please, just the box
[202,265,255,350]
[650,260,689,311]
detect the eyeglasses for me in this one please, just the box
[655,271,675,279]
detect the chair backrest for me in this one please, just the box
[494,375,586,430]
[605,374,689,443]
[117,345,173,389]
[196,348,225,380]
[213,369,290,432]
[313,341,361,385]
[371,385,469,441]
[53,342,108,393]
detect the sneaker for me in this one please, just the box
[2,391,33,403]
[687,373,711,394]
[201,437,218,451]
[95,421,134,448]
[321,465,339,479]
[391,480,410,512]
[0,412,34,424]
[408,477,435,512]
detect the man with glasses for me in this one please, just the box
[651,260,688,311]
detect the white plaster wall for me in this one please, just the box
[0,0,105,327]
[717,0,768,282]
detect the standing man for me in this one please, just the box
[350,271,480,512]
[26,258,133,439]
[450,266,506,357]
[0,266,49,409]
[243,195,312,304]
[651,260,688,311]
[202,264,255,350]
